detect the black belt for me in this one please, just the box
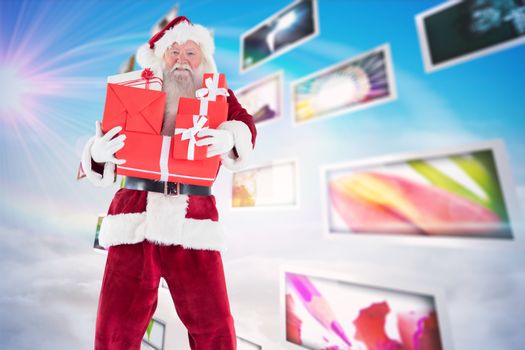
[123,176,212,196]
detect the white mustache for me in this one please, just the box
[170,62,193,73]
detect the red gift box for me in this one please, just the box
[101,83,165,134]
[172,114,209,161]
[172,99,229,161]
[167,73,230,185]
[116,131,222,186]
[172,73,229,161]
[170,158,222,186]
[115,131,167,181]
[196,73,229,102]
[176,97,229,121]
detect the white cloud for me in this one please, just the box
[0,226,104,350]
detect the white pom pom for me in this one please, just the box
[135,43,162,69]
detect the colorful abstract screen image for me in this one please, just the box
[232,160,297,208]
[241,0,318,72]
[326,148,513,239]
[285,272,443,350]
[292,45,396,124]
[235,72,283,125]
[416,0,525,72]
[142,318,165,350]
[93,215,106,251]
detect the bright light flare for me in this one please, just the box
[0,65,33,114]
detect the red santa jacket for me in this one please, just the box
[81,89,256,252]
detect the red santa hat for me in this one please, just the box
[136,16,217,73]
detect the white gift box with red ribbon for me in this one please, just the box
[107,67,163,91]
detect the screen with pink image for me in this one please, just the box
[285,271,444,350]
[325,148,513,239]
[235,71,283,125]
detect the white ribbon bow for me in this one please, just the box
[195,75,229,101]
[174,115,209,160]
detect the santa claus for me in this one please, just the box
[81,16,256,350]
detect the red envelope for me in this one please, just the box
[102,83,165,134]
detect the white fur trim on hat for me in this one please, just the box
[155,21,214,59]
[218,120,254,171]
[136,21,217,73]
[135,43,163,70]
[81,136,116,188]
[98,192,226,251]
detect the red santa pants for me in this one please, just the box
[94,240,236,350]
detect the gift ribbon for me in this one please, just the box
[118,68,163,90]
[141,68,154,80]
[199,99,209,116]
[195,74,229,101]
[159,136,171,181]
[174,115,209,160]
[141,68,153,90]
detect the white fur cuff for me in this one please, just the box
[218,120,254,171]
[81,136,116,188]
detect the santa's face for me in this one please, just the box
[163,40,203,71]
[161,39,205,90]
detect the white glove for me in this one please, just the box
[91,120,127,165]
[196,128,234,158]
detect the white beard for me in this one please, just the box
[160,61,205,136]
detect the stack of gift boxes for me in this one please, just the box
[101,67,229,187]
